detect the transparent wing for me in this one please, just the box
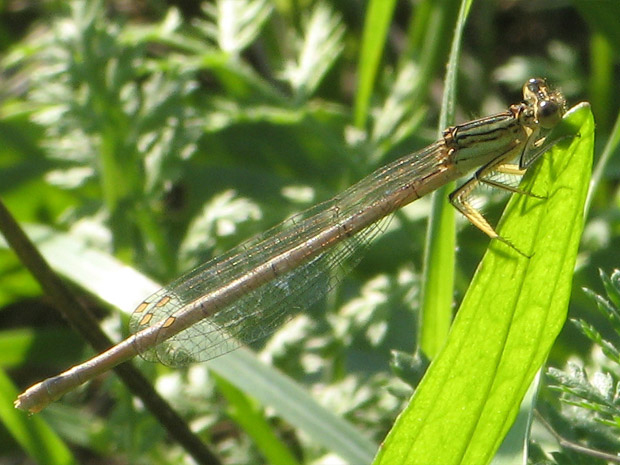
[146,215,391,366]
[129,142,445,366]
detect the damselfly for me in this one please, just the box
[16,78,567,413]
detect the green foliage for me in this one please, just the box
[0,0,617,464]
[375,101,593,465]
[541,270,620,463]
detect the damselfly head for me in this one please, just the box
[523,78,567,130]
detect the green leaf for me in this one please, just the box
[279,3,345,99]
[373,103,594,465]
[419,0,473,358]
[354,0,398,128]
[215,374,300,465]
[0,369,76,465]
[200,0,273,56]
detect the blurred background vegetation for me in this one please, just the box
[0,0,618,464]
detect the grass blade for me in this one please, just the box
[418,0,473,357]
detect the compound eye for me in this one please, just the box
[523,77,546,101]
[526,77,544,93]
[537,100,561,129]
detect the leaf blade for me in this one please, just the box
[374,103,594,465]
